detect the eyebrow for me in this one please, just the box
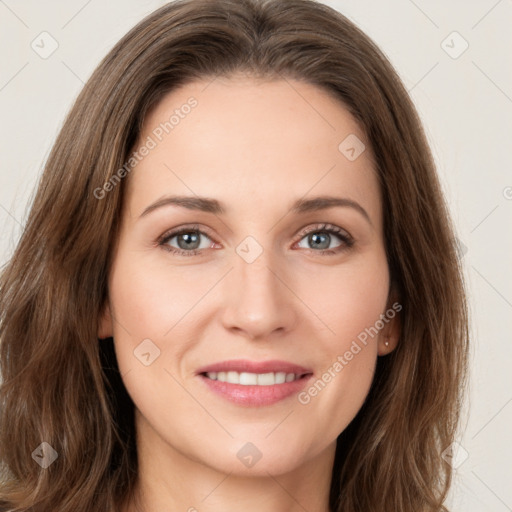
[139,194,372,226]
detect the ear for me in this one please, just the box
[98,300,114,339]
[378,288,402,356]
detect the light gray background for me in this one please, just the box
[0,1,511,510]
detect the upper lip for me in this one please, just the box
[196,359,312,376]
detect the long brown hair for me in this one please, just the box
[0,0,470,510]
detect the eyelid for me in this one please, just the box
[294,222,353,243]
[157,223,216,244]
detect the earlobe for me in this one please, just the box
[378,292,402,355]
[379,323,400,355]
[380,334,398,355]
[98,301,114,339]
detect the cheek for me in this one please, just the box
[106,249,232,396]
[108,250,206,341]
[299,246,390,347]
[293,250,388,437]
[107,255,202,425]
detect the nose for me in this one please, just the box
[220,245,299,341]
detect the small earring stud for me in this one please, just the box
[384,340,389,347]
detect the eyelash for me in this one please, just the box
[157,223,355,257]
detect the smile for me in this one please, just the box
[196,359,314,406]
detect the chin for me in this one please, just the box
[204,436,316,476]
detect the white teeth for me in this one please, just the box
[275,372,286,384]
[205,371,300,385]
[239,372,257,385]
[257,372,274,385]
[226,371,239,384]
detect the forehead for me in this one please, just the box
[124,75,381,226]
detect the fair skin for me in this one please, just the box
[99,74,400,512]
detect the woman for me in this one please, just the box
[0,0,469,510]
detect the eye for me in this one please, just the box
[158,224,216,257]
[294,223,354,255]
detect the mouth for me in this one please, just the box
[196,359,314,406]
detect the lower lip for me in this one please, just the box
[198,374,313,406]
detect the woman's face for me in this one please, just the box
[100,75,399,476]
